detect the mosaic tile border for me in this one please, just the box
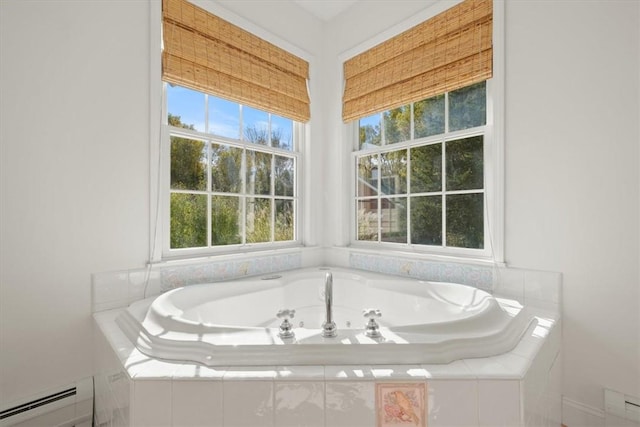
[159,252,301,291]
[349,252,494,290]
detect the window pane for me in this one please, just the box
[380,150,407,195]
[381,197,407,243]
[449,81,486,131]
[243,106,269,145]
[246,197,271,243]
[357,155,379,197]
[446,136,483,191]
[271,115,293,150]
[208,96,240,139]
[170,193,207,248]
[383,105,411,144]
[274,155,294,197]
[446,193,484,249]
[414,94,445,138]
[410,144,442,193]
[357,199,378,241]
[171,136,206,191]
[275,199,294,241]
[211,144,242,193]
[167,85,205,132]
[410,196,442,245]
[246,151,271,195]
[359,114,381,149]
[211,196,241,245]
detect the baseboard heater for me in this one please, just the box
[0,378,92,427]
[0,387,76,420]
[605,388,640,423]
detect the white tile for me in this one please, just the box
[276,365,325,380]
[108,371,131,413]
[132,380,171,427]
[223,366,278,381]
[420,360,476,379]
[325,381,375,427]
[478,380,521,426]
[495,268,525,302]
[174,363,227,380]
[462,353,530,379]
[223,380,274,427]
[93,271,129,310]
[370,364,428,380]
[524,270,561,306]
[511,321,545,360]
[324,365,375,380]
[547,357,563,427]
[127,357,182,379]
[128,269,152,302]
[274,382,324,427]
[172,380,223,427]
[428,379,479,426]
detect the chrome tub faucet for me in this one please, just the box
[321,272,337,337]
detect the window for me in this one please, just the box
[164,84,299,255]
[354,81,490,256]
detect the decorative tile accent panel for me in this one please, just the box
[376,382,427,427]
[349,252,494,289]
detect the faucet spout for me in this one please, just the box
[321,272,337,337]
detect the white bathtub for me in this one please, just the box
[116,267,532,366]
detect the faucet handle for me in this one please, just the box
[363,308,381,319]
[363,309,382,338]
[277,309,296,339]
[277,309,295,320]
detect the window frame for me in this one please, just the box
[344,0,504,263]
[160,86,304,259]
[149,0,311,262]
[351,82,493,258]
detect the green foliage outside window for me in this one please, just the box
[168,108,295,250]
[356,82,487,250]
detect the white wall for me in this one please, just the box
[504,0,640,412]
[1,0,638,419]
[0,0,150,403]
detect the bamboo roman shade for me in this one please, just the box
[342,0,493,123]
[162,0,310,122]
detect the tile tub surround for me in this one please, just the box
[93,300,561,426]
[93,260,561,425]
[92,249,561,315]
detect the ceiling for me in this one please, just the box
[293,0,360,21]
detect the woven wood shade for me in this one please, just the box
[342,0,493,123]
[162,0,310,122]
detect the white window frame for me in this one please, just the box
[148,0,312,262]
[160,93,303,259]
[342,0,505,263]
